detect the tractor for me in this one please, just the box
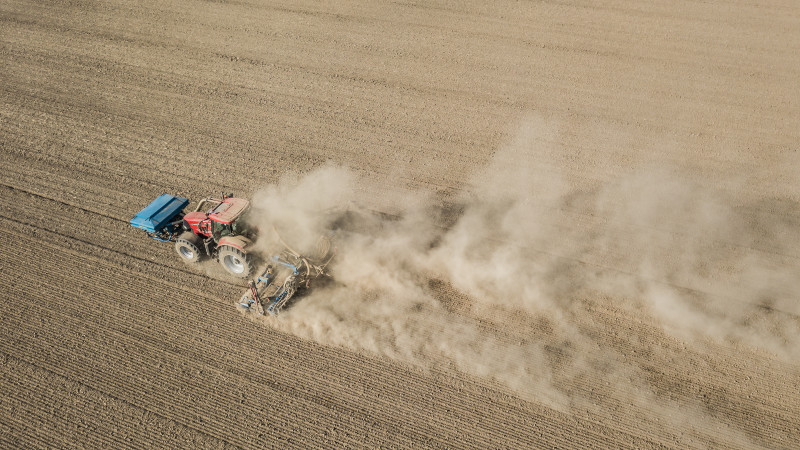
[130,193,256,278]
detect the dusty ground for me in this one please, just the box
[2,0,799,448]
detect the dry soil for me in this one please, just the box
[1,0,799,448]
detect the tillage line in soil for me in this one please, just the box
[0,137,197,198]
[0,220,680,444]
[573,339,799,443]
[0,352,234,449]
[633,365,797,441]
[0,259,227,340]
[0,178,154,236]
[1,123,240,197]
[0,180,123,224]
[6,32,498,140]
[0,317,426,449]
[580,299,796,380]
[0,369,84,447]
[2,73,267,155]
[4,186,792,442]
[3,48,490,173]
[1,391,130,449]
[612,342,799,417]
[0,248,587,449]
[1,256,480,447]
[0,410,74,449]
[1,292,522,449]
[588,301,800,377]
[0,314,337,447]
[0,213,241,291]
[0,236,239,323]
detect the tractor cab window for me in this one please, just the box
[231,216,250,235]
[212,221,231,242]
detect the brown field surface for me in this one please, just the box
[2,0,799,448]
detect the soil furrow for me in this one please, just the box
[3,0,799,447]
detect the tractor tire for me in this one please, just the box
[218,245,252,278]
[175,232,202,263]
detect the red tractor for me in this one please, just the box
[131,193,256,277]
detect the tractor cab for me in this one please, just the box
[183,195,252,242]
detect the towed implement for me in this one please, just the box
[239,233,334,316]
[130,193,256,278]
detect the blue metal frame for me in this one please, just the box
[267,290,288,315]
[146,230,173,242]
[273,256,299,274]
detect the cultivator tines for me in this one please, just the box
[239,233,335,316]
[238,280,265,316]
[239,266,273,316]
[238,262,299,315]
[267,275,297,315]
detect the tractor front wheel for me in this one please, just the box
[175,232,202,263]
[218,246,252,278]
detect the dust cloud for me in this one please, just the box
[245,117,799,433]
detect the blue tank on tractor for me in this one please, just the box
[130,193,190,241]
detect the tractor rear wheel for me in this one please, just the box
[218,246,252,278]
[175,232,202,263]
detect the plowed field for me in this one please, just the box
[2,0,799,448]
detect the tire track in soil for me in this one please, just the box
[1,151,792,446]
[0,260,532,446]
[426,284,776,447]
[0,229,440,446]
[429,275,799,448]
[0,164,792,446]
[0,223,660,448]
[0,291,370,447]
[0,355,236,449]
[4,0,800,447]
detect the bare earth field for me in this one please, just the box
[2,0,799,448]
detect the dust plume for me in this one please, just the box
[247,164,565,406]
[244,116,799,445]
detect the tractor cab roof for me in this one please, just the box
[208,197,249,224]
